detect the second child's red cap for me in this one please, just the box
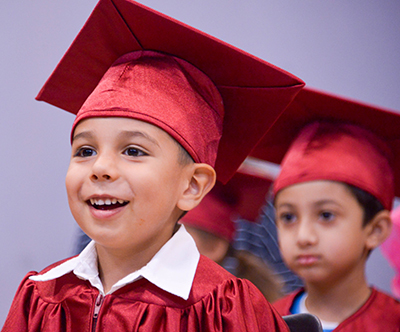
[274,121,394,210]
[251,87,400,210]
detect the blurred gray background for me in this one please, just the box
[1,0,399,326]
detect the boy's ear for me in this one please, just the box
[365,210,392,250]
[177,163,216,212]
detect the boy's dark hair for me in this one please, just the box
[175,142,195,219]
[174,139,195,166]
[345,184,385,226]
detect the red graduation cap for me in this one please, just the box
[228,158,277,222]
[181,159,275,242]
[251,86,400,210]
[35,0,304,183]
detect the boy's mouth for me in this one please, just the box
[296,254,320,266]
[87,198,129,210]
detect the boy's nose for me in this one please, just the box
[90,153,118,181]
[91,173,111,181]
[296,220,318,248]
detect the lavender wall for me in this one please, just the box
[1,0,399,326]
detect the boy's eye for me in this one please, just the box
[319,211,335,222]
[278,212,297,224]
[123,147,147,157]
[75,147,96,157]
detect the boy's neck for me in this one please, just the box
[304,268,371,324]
[96,245,156,294]
[95,223,181,294]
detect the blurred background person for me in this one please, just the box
[180,164,285,302]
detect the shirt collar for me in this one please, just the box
[30,225,200,300]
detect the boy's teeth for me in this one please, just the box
[90,198,127,205]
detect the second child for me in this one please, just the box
[252,87,400,331]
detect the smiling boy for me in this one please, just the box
[1,1,304,331]
[250,87,400,331]
[67,117,204,294]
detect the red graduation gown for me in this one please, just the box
[2,255,288,331]
[273,288,400,331]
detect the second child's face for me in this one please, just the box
[275,180,371,287]
[66,117,192,254]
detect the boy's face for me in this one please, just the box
[275,180,371,287]
[66,117,192,254]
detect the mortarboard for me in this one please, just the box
[228,157,277,222]
[35,0,304,183]
[251,86,400,210]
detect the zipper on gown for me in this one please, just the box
[92,293,104,332]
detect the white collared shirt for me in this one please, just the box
[30,225,200,300]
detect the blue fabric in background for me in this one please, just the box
[234,199,303,294]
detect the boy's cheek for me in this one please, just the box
[65,172,76,191]
[65,169,84,199]
[276,233,285,251]
[277,232,295,257]
[276,226,289,243]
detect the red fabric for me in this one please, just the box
[273,288,400,331]
[273,288,299,316]
[2,256,289,332]
[35,0,304,183]
[72,51,224,167]
[273,121,394,210]
[218,171,273,222]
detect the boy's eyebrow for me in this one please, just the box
[276,199,341,209]
[72,131,94,142]
[72,129,161,147]
[275,202,295,209]
[118,130,160,147]
[313,199,342,208]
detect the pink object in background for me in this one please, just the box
[381,206,400,298]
